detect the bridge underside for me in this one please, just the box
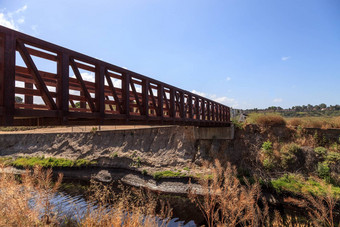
[0,25,230,127]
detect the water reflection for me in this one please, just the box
[50,180,200,226]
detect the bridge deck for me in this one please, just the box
[0,25,230,127]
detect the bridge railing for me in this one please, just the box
[0,25,230,126]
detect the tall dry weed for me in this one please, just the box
[0,166,172,226]
[188,160,269,227]
[0,165,63,226]
[79,180,172,227]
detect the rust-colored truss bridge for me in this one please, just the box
[0,25,230,127]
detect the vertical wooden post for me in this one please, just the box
[207,101,210,121]
[142,79,149,118]
[202,99,206,121]
[180,91,185,119]
[223,106,226,122]
[0,32,15,126]
[122,73,130,117]
[216,105,220,122]
[157,84,163,117]
[169,88,175,119]
[195,96,200,120]
[220,105,222,122]
[95,64,105,121]
[80,91,86,109]
[57,53,69,124]
[188,94,193,119]
[24,83,33,105]
[211,102,215,121]
[227,107,230,123]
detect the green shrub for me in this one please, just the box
[135,157,141,168]
[142,169,148,175]
[271,174,340,198]
[261,141,273,156]
[280,143,302,169]
[90,127,98,133]
[325,152,340,164]
[232,120,244,129]
[263,158,275,170]
[317,162,331,182]
[314,147,328,158]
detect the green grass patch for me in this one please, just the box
[153,170,187,180]
[271,174,340,199]
[6,156,96,168]
[0,157,13,166]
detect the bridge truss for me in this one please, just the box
[0,25,230,127]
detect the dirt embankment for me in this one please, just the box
[1,124,339,194]
[0,126,198,171]
[1,124,339,171]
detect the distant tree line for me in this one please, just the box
[245,103,340,117]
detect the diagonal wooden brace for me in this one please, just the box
[17,40,57,110]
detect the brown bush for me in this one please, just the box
[332,116,340,129]
[287,118,303,127]
[254,114,286,127]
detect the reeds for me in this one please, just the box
[0,166,172,226]
[79,180,172,227]
[0,165,62,226]
[188,160,269,227]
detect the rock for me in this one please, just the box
[93,170,112,182]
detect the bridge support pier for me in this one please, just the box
[194,124,235,140]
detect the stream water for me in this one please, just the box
[55,179,201,226]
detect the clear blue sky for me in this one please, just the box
[1,0,339,109]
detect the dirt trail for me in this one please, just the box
[0,125,162,134]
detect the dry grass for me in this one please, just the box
[287,116,340,129]
[1,164,338,226]
[79,180,172,227]
[247,113,286,127]
[288,118,304,127]
[189,160,270,227]
[189,160,340,226]
[0,166,172,226]
[0,165,63,226]
[272,212,312,227]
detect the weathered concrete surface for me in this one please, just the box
[194,124,234,140]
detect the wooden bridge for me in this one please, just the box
[0,25,230,127]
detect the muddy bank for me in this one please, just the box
[1,166,201,195]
